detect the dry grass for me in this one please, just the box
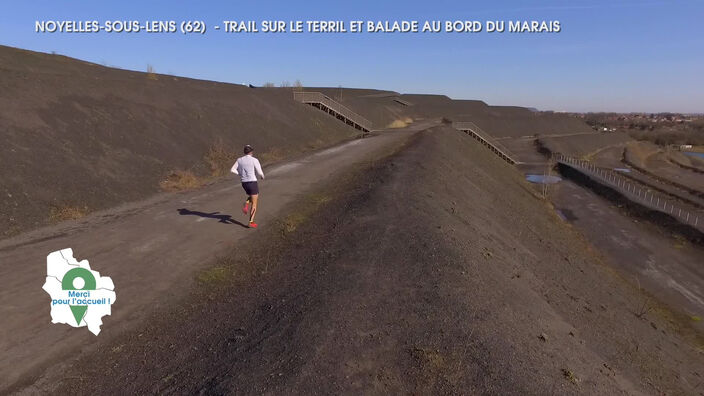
[204,139,238,177]
[410,346,464,389]
[278,193,332,236]
[49,205,88,223]
[280,213,306,235]
[259,147,286,164]
[411,347,446,371]
[160,140,239,192]
[158,135,335,193]
[561,368,579,384]
[196,266,232,285]
[309,193,332,205]
[386,117,414,129]
[159,170,201,191]
[306,139,326,151]
[146,64,158,81]
[624,141,657,168]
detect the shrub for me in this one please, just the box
[147,64,158,80]
[259,147,286,163]
[204,139,238,177]
[159,170,201,191]
[49,205,88,223]
[386,117,413,129]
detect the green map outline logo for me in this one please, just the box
[61,267,97,325]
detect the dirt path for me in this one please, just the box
[0,120,436,393]
[38,126,704,395]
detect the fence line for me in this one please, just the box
[293,91,372,132]
[555,153,702,231]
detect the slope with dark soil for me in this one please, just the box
[308,87,408,128]
[1,126,428,394]
[48,126,703,394]
[539,132,633,158]
[0,46,361,238]
[312,88,594,138]
[0,46,597,239]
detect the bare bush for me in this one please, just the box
[386,117,413,129]
[159,170,201,191]
[49,205,88,223]
[147,64,158,80]
[293,79,304,91]
[204,139,238,177]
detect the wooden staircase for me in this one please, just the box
[294,91,372,132]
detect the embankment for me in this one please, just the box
[53,126,703,394]
[623,142,704,199]
[0,46,361,237]
[311,88,595,138]
[539,132,632,158]
[557,163,704,245]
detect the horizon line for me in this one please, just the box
[5,43,701,116]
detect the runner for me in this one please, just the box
[231,145,265,228]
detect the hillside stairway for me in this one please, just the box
[453,122,521,165]
[294,91,372,133]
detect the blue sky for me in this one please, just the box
[1,0,702,112]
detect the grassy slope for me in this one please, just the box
[0,46,360,237]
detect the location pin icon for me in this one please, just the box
[61,268,97,325]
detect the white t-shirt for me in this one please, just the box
[231,155,264,182]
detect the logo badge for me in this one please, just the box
[42,248,116,335]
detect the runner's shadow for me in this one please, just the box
[177,208,249,228]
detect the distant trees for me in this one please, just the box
[261,80,303,90]
[629,130,704,146]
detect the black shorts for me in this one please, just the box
[241,181,259,196]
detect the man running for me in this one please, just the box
[231,145,265,228]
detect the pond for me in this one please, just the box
[525,174,562,184]
[684,152,704,159]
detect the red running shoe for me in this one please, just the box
[242,202,250,214]
[248,222,258,228]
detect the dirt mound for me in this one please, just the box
[309,88,594,138]
[0,46,360,238]
[52,126,703,394]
